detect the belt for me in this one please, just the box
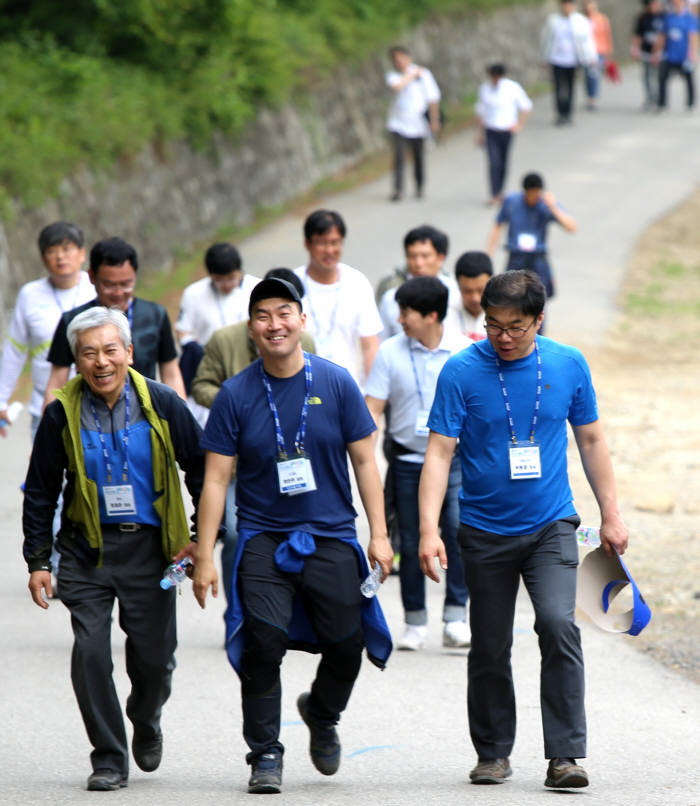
[101,522,145,533]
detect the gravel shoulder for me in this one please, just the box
[568,188,700,685]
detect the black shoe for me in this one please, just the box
[248,751,283,794]
[132,730,163,772]
[389,191,402,202]
[469,757,512,784]
[86,769,128,791]
[297,692,341,776]
[545,758,589,788]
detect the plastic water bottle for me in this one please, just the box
[360,561,382,598]
[576,525,601,548]
[0,401,24,428]
[160,556,193,590]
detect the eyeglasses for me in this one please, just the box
[484,318,538,338]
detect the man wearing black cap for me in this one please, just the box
[188,277,394,794]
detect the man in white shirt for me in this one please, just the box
[0,221,94,440]
[475,64,533,205]
[385,45,442,201]
[295,209,382,386]
[378,225,462,341]
[453,251,493,342]
[366,276,471,651]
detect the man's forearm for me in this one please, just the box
[354,458,387,538]
[418,446,452,537]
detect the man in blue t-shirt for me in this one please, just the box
[418,270,628,790]
[486,172,576,306]
[653,0,699,110]
[191,277,393,795]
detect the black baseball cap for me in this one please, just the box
[248,277,303,315]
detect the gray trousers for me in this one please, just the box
[58,525,176,775]
[458,517,586,760]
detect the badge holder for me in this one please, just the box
[277,454,317,496]
[508,441,541,480]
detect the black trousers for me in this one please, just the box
[237,532,364,760]
[658,61,695,108]
[391,132,425,195]
[59,526,176,775]
[551,65,577,121]
[485,128,512,198]
[459,518,586,760]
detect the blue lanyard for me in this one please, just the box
[88,379,131,483]
[305,269,340,341]
[125,299,133,332]
[259,353,313,459]
[408,342,426,410]
[495,341,542,444]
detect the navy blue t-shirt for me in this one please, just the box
[201,354,376,537]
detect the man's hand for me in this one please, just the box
[172,541,198,578]
[192,557,218,608]
[599,514,629,557]
[367,533,394,582]
[28,570,52,609]
[419,530,447,583]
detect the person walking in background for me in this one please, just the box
[419,270,628,789]
[295,209,381,387]
[487,172,577,318]
[23,306,204,791]
[365,277,471,652]
[453,251,493,342]
[385,45,442,201]
[653,0,699,111]
[631,0,666,110]
[475,64,532,206]
[582,1,614,111]
[540,0,598,125]
[0,222,94,441]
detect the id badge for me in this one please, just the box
[277,456,317,496]
[508,441,542,480]
[415,409,430,437]
[103,484,138,516]
[517,232,537,253]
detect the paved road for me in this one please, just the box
[2,68,700,804]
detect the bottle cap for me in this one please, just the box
[159,578,173,590]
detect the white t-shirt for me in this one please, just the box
[176,273,260,346]
[386,64,441,138]
[456,308,487,342]
[378,273,464,342]
[294,262,382,385]
[475,77,533,130]
[0,272,95,417]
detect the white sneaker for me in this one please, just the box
[397,624,427,651]
[442,620,471,648]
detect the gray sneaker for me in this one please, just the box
[297,692,341,775]
[469,757,512,784]
[545,758,589,788]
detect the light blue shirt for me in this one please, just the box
[365,329,470,462]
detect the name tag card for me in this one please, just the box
[415,409,430,437]
[277,456,317,496]
[508,442,542,480]
[103,484,138,516]
[517,232,537,253]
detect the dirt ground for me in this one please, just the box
[567,189,700,685]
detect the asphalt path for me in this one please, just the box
[2,67,700,804]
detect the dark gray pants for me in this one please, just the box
[459,517,586,760]
[59,526,176,775]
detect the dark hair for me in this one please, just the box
[481,270,545,317]
[522,172,544,190]
[403,225,449,257]
[264,267,305,298]
[303,209,346,241]
[487,63,506,78]
[389,45,410,58]
[38,221,84,255]
[89,237,139,273]
[395,276,448,321]
[204,242,242,275]
[455,251,493,280]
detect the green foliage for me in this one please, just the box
[0,0,523,209]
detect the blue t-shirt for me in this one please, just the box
[497,192,558,254]
[428,336,598,535]
[201,354,376,537]
[663,12,699,64]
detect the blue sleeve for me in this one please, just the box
[567,353,599,426]
[427,358,466,438]
[496,198,511,224]
[691,16,699,34]
[201,382,239,456]
[338,371,377,444]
